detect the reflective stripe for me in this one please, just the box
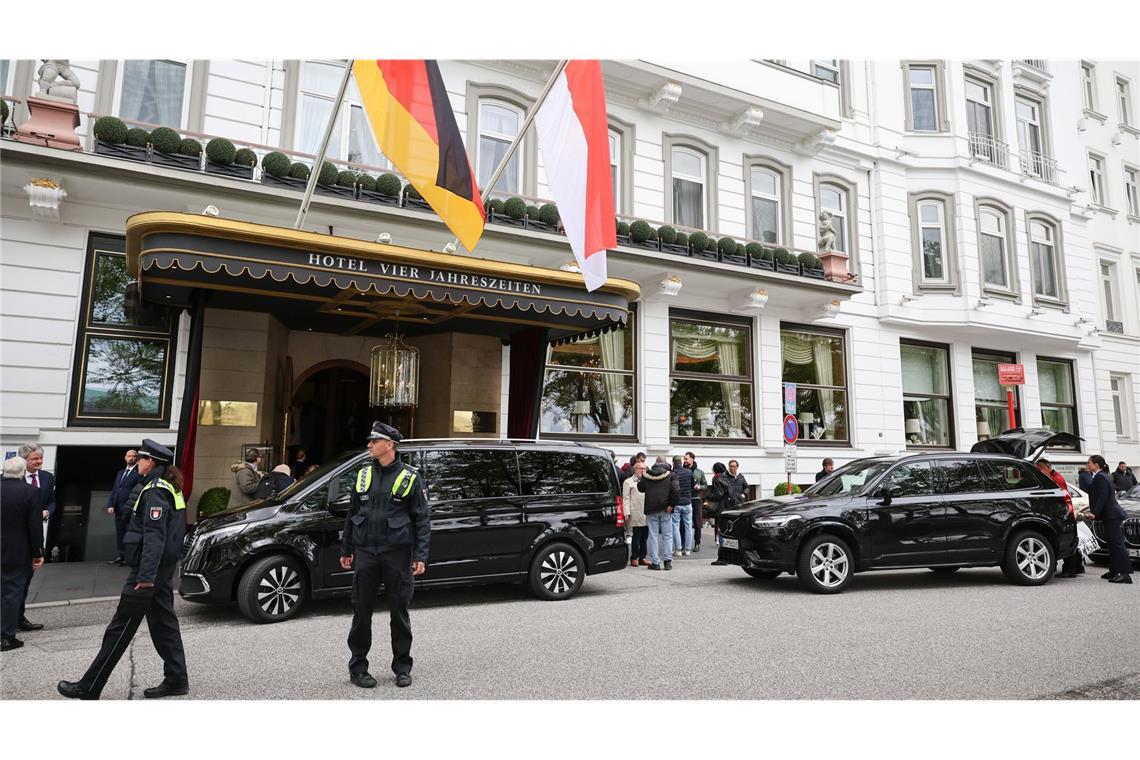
[355,467,373,494]
[133,479,186,512]
[356,464,416,497]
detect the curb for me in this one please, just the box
[28,595,120,609]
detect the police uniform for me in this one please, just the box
[345,422,431,687]
[57,440,188,700]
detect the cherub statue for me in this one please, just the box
[817,210,836,252]
[35,60,81,103]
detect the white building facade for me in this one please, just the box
[1,59,1137,560]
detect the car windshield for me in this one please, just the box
[271,450,363,502]
[803,459,895,497]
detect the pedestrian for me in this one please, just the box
[342,422,430,689]
[1036,459,1084,578]
[16,443,53,632]
[1077,467,1093,491]
[618,454,636,486]
[2,457,45,652]
[725,459,750,506]
[58,440,189,699]
[672,455,694,556]
[622,461,649,566]
[706,462,730,566]
[105,448,140,566]
[686,452,706,553]
[291,447,310,480]
[1083,455,1132,584]
[1111,461,1138,492]
[638,456,678,571]
[254,464,295,499]
[815,457,835,482]
[233,448,263,504]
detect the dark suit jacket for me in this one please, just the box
[106,466,141,516]
[2,477,45,565]
[1088,470,1127,521]
[27,469,56,518]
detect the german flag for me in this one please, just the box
[353,60,485,251]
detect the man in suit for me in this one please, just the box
[105,449,140,565]
[1085,454,1133,584]
[16,443,54,631]
[2,456,45,651]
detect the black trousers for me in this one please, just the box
[1060,549,1084,574]
[630,526,648,561]
[347,546,414,677]
[692,498,703,547]
[2,563,31,638]
[1100,519,1133,576]
[114,513,130,558]
[78,564,187,698]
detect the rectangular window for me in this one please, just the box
[978,206,1011,290]
[297,61,390,168]
[781,325,849,444]
[422,449,519,501]
[540,319,635,437]
[1089,153,1108,206]
[1100,261,1118,322]
[917,199,948,283]
[70,234,178,426]
[750,167,782,244]
[671,148,706,229]
[908,65,939,131]
[1110,375,1136,439]
[120,60,187,127]
[1082,63,1098,111]
[819,183,848,253]
[972,351,1019,439]
[1016,95,1051,180]
[609,129,621,211]
[478,100,523,194]
[519,451,612,496]
[1029,219,1060,300]
[1125,166,1139,216]
[671,314,754,440]
[1118,77,1133,125]
[901,341,953,448]
[813,60,840,84]
[1037,358,1078,442]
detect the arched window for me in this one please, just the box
[978,206,1010,289]
[750,167,782,244]
[819,183,847,252]
[478,99,524,194]
[1029,217,1060,299]
[671,147,706,229]
[917,199,948,283]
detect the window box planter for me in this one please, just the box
[315,184,358,200]
[661,242,691,256]
[205,160,254,180]
[524,218,559,233]
[404,196,434,213]
[261,173,308,191]
[150,151,202,171]
[489,209,526,227]
[95,140,148,162]
[631,238,661,251]
[802,267,826,280]
[691,247,719,262]
[776,262,802,276]
[359,189,402,206]
[721,251,747,267]
[748,257,776,271]
[615,234,632,246]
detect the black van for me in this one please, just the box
[179,440,627,623]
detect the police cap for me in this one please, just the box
[137,438,174,463]
[366,421,402,444]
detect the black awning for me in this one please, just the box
[126,212,639,341]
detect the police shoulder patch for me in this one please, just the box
[149,506,163,521]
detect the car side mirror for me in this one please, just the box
[326,481,350,513]
[878,488,896,506]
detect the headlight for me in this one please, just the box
[752,515,803,529]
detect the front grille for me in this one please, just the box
[719,516,746,536]
[718,547,746,566]
[1124,519,1140,547]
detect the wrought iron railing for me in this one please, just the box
[1017,59,1048,72]
[1019,150,1060,184]
[968,132,1009,169]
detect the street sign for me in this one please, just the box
[997,363,1025,385]
[783,414,799,445]
[783,383,797,414]
[784,445,797,473]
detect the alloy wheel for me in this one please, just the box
[258,564,302,617]
[539,550,579,596]
[1015,537,1051,580]
[809,542,849,589]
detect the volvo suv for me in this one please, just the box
[716,429,1080,594]
[179,440,627,622]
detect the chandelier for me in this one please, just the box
[369,334,419,407]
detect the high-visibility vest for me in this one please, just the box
[355,465,417,498]
[133,478,187,513]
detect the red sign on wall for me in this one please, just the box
[997,363,1025,385]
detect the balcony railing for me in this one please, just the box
[968,132,1009,169]
[1019,150,1060,185]
[1017,59,1048,72]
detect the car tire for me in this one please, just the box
[1001,530,1056,586]
[743,568,781,579]
[237,554,308,623]
[796,534,854,594]
[529,542,586,601]
[929,567,960,575]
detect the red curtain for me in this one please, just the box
[506,328,550,439]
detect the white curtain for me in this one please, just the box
[299,95,339,157]
[121,60,186,126]
[598,330,628,432]
[717,342,742,434]
[783,333,836,439]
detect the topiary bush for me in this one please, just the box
[774,481,802,497]
[233,147,257,167]
[526,204,541,220]
[616,220,630,237]
[262,151,290,178]
[376,173,402,197]
[705,236,718,252]
[289,161,311,181]
[358,174,378,192]
[93,116,129,144]
[487,198,505,215]
[629,219,657,243]
[179,138,202,158]
[688,231,709,251]
[0,99,8,125]
[196,486,232,519]
[758,245,776,261]
[503,196,527,220]
[336,170,358,189]
[745,242,765,259]
[405,183,423,201]
[126,128,149,148]
[657,225,678,245]
[149,127,181,155]
[718,237,740,257]
[773,247,797,265]
[538,203,560,225]
[798,251,823,270]
[205,137,236,165]
[674,231,688,249]
[317,160,339,186]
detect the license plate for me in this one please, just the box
[1129,548,1140,559]
[722,538,740,549]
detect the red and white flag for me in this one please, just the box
[534,61,616,292]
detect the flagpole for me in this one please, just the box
[294,59,355,230]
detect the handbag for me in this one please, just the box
[1076,521,1099,561]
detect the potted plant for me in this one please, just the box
[93,116,148,161]
[204,137,254,180]
[615,220,631,246]
[719,237,746,266]
[688,231,716,261]
[798,251,826,279]
[486,197,506,221]
[658,225,687,255]
[672,231,689,254]
[629,220,660,250]
[234,147,257,172]
[260,151,305,189]
[357,173,396,206]
[404,183,431,211]
[527,202,560,232]
[314,162,356,199]
[195,486,232,520]
[0,99,9,136]
[744,242,772,271]
[493,196,527,226]
[148,127,198,169]
[773,247,801,275]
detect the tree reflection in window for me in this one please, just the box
[81,337,165,415]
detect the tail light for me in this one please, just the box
[1061,488,1074,517]
[615,494,625,527]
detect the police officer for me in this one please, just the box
[342,422,430,688]
[57,439,189,699]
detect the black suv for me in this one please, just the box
[1088,484,1140,566]
[179,440,627,622]
[717,429,1080,593]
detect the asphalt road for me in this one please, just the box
[3,555,1138,700]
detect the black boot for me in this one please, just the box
[143,681,190,698]
[57,681,98,700]
[18,618,43,632]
